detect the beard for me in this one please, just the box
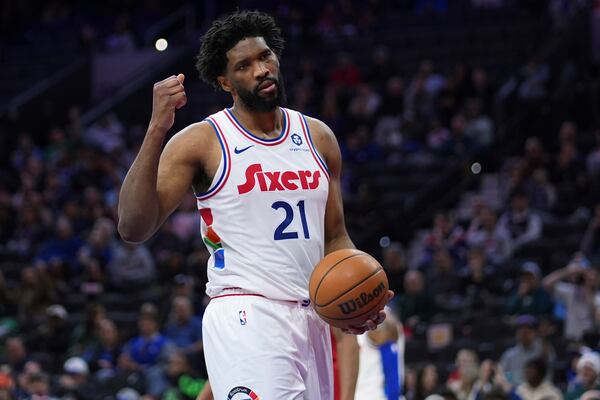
[235,72,287,112]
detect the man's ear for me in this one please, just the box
[218,76,231,93]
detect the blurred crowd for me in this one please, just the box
[1,0,599,400]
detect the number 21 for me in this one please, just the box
[272,200,310,240]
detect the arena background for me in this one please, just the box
[1,0,600,399]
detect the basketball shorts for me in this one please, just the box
[202,291,334,399]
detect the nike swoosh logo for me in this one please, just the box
[234,145,254,154]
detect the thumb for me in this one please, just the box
[177,73,185,84]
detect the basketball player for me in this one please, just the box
[354,309,405,400]
[117,10,392,399]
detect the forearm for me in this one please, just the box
[542,267,569,290]
[196,380,213,400]
[325,232,355,255]
[118,127,166,242]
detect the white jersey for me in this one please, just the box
[196,107,330,301]
[355,326,405,400]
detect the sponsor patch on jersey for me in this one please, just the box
[237,163,321,194]
[291,133,303,146]
[227,386,260,400]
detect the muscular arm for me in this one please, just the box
[305,117,355,254]
[118,122,213,243]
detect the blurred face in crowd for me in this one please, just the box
[511,194,529,213]
[521,272,538,293]
[524,364,544,387]
[404,271,424,295]
[6,338,26,364]
[456,349,478,371]
[98,319,119,347]
[517,326,537,347]
[167,352,189,377]
[579,365,599,388]
[173,297,193,323]
[138,316,159,337]
[467,250,485,275]
[433,248,453,273]
[219,37,286,112]
[479,207,497,230]
[421,364,439,392]
[383,244,406,272]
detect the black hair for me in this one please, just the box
[195,10,285,90]
[525,357,548,378]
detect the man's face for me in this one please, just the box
[517,326,536,347]
[580,365,598,388]
[221,37,286,112]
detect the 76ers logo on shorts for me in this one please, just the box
[227,386,260,399]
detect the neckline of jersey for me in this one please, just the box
[225,107,288,144]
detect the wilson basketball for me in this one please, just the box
[309,249,389,329]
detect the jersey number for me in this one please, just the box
[272,200,310,240]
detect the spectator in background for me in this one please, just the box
[566,352,600,400]
[494,357,563,400]
[499,315,556,385]
[56,357,96,399]
[497,190,542,251]
[465,205,513,265]
[340,125,382,165]
[29,304,71,359]
[521,138,548,179]
[463,97,494,149]
[381,242,408,295]
[155,351,207,400]
[439,113,480,157]
[525,169,557,212]
[122,312,172,369]
[507,262,554,317]
[70,303,107,355]
[35,215,82,273]
[394,270,434,331]
[459,247,499,311]
[517,53,550,102]
[83,318,122,378]
[542,254,600,341]
[425,247,460,295]
[414,363,441,400]
[164,297,203,370]
[106,242,156,291]
[24,372,58,400]
[420,211,466,268]
[4,337,29,377]
[347,84,381,125]
[16,265,57,327]
[582,204,600,265]
[330,53,361,88]
[447,349,479,394]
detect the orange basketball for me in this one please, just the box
[309,249,389,329]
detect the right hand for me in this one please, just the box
[150,73,187,132]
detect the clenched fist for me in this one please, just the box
[149,73,187,132]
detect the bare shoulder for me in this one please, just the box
[303,115,338,148]
[162,120,218,162]
[303,115,340,169]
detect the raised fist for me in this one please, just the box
[149,73,187,132]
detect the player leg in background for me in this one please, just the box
[332,327,359,400]
[354,308,404,400]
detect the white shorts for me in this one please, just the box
[202,292,333,399]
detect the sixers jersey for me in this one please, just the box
[196,107,330,301]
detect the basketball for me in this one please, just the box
[309,249,389,329]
